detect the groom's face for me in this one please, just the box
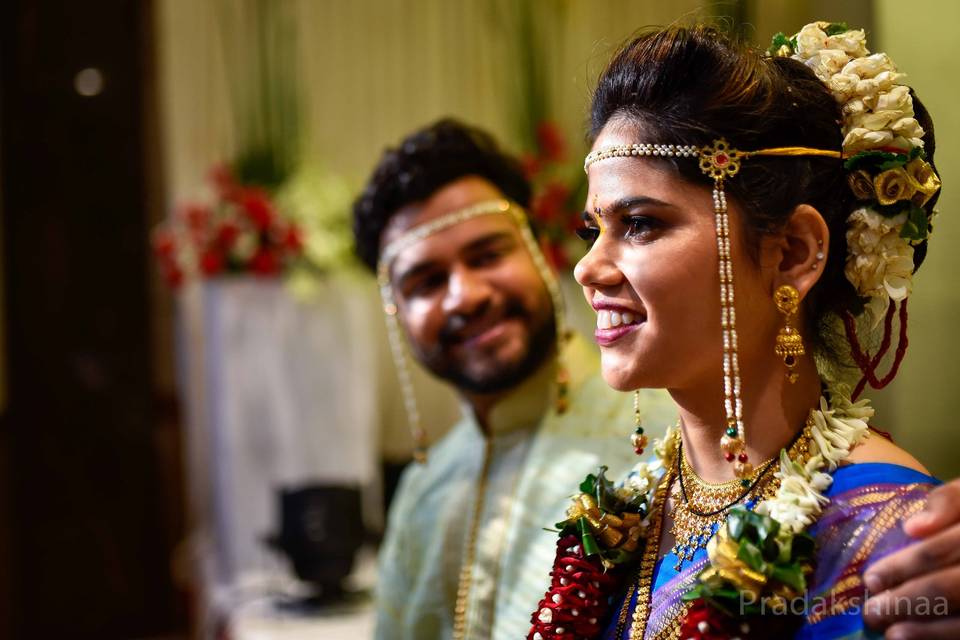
[381,176,556,394]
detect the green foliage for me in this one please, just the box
[824,22,851,36]
[845,146,923,173]
[766,32,797,56]
[557,466,652,566]
[688,508,815,616]
[901,205,931,242]
[217,0,302,190]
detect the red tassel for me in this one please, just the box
[843,300,909,400]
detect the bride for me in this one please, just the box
[529,22,943,640]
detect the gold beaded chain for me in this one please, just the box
[612,420,816,639]
[669,421,814,570]
[451,438,493,640]
[669,446,780,569]
[613,460,675,640]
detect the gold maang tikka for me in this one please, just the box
[584,139,841,479]
[377,199,569,463]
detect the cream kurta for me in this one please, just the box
[374,335,676,639]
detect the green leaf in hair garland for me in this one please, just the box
[845,147,925,173]
[824,22,851,36]
[767,32,798,56]
[901,204,931,242]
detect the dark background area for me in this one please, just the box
[1,1,186,637]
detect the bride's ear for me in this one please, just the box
[762,204,830,301]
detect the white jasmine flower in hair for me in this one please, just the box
[873,70,908,91]
[828,73,859,101]
[866,85,913,114]
[825,29,869,57]
[806,49,852,82]
[812,397,871,469]
[842,98,867,119]
[889,117,924,142]
[843,53,898,80]
[850,110,908,133]
[795,23,829,58]
[843,127,894,153]
[845,207,914,301]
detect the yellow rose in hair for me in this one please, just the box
[848,170,876,200]
[873,167,915,205]
[905,158,942,207]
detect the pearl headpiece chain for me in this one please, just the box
[585,139,841,478]
[377,199,568,463]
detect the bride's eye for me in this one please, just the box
[624,215,660,240]
[575,225,600,246]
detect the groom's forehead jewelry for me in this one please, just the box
[376,198,569,463]
[584,138,840,480]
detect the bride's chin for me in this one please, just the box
[599,359,643,392]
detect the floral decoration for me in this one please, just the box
[528,385,871,639]
[152,166,305,287]
[769,22,941,313]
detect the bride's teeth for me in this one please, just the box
[610,311,622,327]
[597,310,611,329]
[622,312,634,324]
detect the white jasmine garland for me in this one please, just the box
[784,22,930,301]
[845,207,915,304]
[618,392,869,538]
[755,386,872,534]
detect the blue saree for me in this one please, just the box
[603,463,939,640]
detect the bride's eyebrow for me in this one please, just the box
[581,195,675,221]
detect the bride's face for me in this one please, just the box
[575,123,779,392]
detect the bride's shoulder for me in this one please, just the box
[844,427,929,474]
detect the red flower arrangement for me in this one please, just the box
[152,165,305,287]
[528,534,622,640]
[521,120,586,272]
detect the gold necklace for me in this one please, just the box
[617,423,816,639]
[451,438,493,640]
[668,446,780,569]
[614,460,675,640]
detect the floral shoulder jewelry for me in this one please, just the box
[527,385,872,640]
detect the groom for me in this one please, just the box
[355,119,960,639]
[354,118,675,639]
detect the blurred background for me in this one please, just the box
[1,0,957,638]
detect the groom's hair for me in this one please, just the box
[352,118,531,271]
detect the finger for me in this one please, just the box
[904,481,960,538]
[863,564,960,630]
[865,525,960,594]
[885,617,960,640]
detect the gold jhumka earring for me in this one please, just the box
[585,139,841,480]
[774,284,805,384]
[377,199,569,463]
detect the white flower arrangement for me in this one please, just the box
[755,386,872,533]
[845,207,915,303]
[620,393,869,538]
[776,22,938,310]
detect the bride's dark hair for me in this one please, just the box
[589,25,938,363]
